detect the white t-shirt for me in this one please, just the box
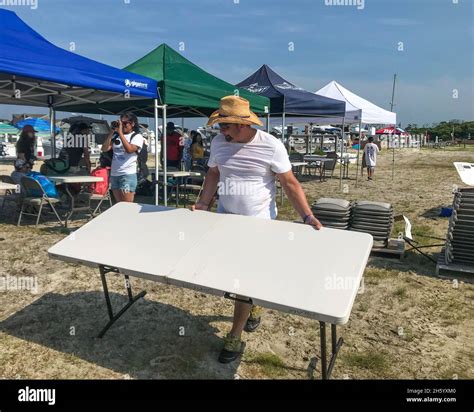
[207,129,292,219]
[364,142,379,167]
[111,132,144,176]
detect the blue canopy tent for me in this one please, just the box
[237,64,345,117]
[0,9,162,187]
[237,64,347,189]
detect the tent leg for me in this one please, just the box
[355,119,362,187]
[266,113,270,133]
[49,106,56,158]
[339,119,345,192]
[181,117,185,170]
[163,105,168,206]
[392,131,395,181]
[154,99,159,206]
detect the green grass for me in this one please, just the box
[393,287,408,300]
[342,351,389,372]
[245,352,288,377]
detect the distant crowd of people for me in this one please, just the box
[161,121,206,170]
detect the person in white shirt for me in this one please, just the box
[192,95,322,363]
[364,136,380,181]
[101,112,144,202]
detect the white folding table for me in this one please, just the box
[48,202,373,379]
[0,182,19,191]
[48,175,104,227]
[454,162,474,187]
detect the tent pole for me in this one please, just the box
[355,118,362,187]
[49,105,55,158]
[181,117,185,171]
[280,111,286,205]
[392,130,395,181]
[339,118,345,192]
[154,99,159,205]
[266,113,270,133]
[163,105,168,206]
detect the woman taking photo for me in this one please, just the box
[102,112,144,203]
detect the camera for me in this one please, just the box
[111,121,119,129]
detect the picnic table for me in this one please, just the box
[154,171,204,207]
[0,182,18,191]
[48,175,104,227]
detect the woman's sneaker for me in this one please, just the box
[218,333,246,364]
[244,305,262,333]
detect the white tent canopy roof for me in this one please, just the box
[314,81,396,125]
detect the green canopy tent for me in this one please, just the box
[57,44,270,205]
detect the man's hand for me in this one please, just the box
[305,214,323,230]
[191,202,209,211]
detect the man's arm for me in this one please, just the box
[193,166,219,210]
[278,170,322,230]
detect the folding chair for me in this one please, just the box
[0,175,22,219]
[178,174,205,208]
[90,188,113,217]
[18,176,64,227]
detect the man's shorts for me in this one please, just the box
[110,173,138,193]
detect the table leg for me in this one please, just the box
[176,178,180,208]
[64,184,75,229]
[314,321,344,380]
[97,265,147,338]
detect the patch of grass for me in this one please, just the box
[245,352,287,377]
[358,301,369,312]
[393,286,407,300]
[411,224,436,240]
[342,351,389,372]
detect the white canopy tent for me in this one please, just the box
[314,81,396,125]
[293,81,397,185]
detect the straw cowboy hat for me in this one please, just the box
[207,95,263,127]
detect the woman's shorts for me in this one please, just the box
[110,173,138,193]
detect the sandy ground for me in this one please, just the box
[0,146,473,380]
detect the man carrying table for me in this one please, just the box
[192,95,322,363]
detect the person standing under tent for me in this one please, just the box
[161,122,183,169]
[192,95,322,364]
[101,113,144,203]
[182,131,193,171]
[364,136,379,180]
[61,122,92,173]
[191,132,205,167]
[16,125,37,166]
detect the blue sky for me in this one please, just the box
[1,0,473,127]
